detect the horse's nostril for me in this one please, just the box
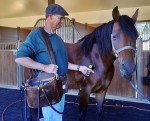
[121,63,125,66]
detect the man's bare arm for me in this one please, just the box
[68,62,94,75]
[15,57,58,74]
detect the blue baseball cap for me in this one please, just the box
[46,4,69,17]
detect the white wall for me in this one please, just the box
[0,6,150,28]
[0,15,44,28]
[69,6,150,24]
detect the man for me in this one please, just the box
[15,4,93,121]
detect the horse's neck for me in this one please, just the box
[65,43,80,63]
[91,44,116,71]
[65,42,116,70]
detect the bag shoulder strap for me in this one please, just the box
[40,28,56,64]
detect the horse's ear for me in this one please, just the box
[132,9,139,22]
[112,6,120,22]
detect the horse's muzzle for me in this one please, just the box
[119,61,136,79]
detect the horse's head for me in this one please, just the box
[111,6,139,79]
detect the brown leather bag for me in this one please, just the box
[26,72,63,108]
[25,28,64,108]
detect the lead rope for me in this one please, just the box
[127,79,150,102]
[42,89,64,114]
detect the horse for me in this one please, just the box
[65,6,139,121]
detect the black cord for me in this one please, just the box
[43,89,81,115]
[43,89,64,114]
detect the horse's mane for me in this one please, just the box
[78,15,139,57]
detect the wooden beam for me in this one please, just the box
[48,0,55,5]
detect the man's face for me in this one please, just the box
[47,14,65,29]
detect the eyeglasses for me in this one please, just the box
[54,15,65,21]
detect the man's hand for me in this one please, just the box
[78,66,94,76]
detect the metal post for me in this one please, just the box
[38,87,40,121]
[133,57,137,98]
[17,27,20,41]
[137,37,143,100]
[17,64,24,87]
[24,89,27,121]
[72,18,75,43]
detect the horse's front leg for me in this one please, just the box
[95,90,107,121]
[78,85,91,121]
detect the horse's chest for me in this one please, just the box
[92,78,110,92]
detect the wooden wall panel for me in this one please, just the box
[0,51,17,86]
[20,29,30,42]
[0,26,18,42]
[0,26,30,87]
[107,60,135,98]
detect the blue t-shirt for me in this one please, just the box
[16,29,68,76]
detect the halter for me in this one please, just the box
[111,34,136,58]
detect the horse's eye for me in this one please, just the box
[112,35,116,39]
[111,34,118,40]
